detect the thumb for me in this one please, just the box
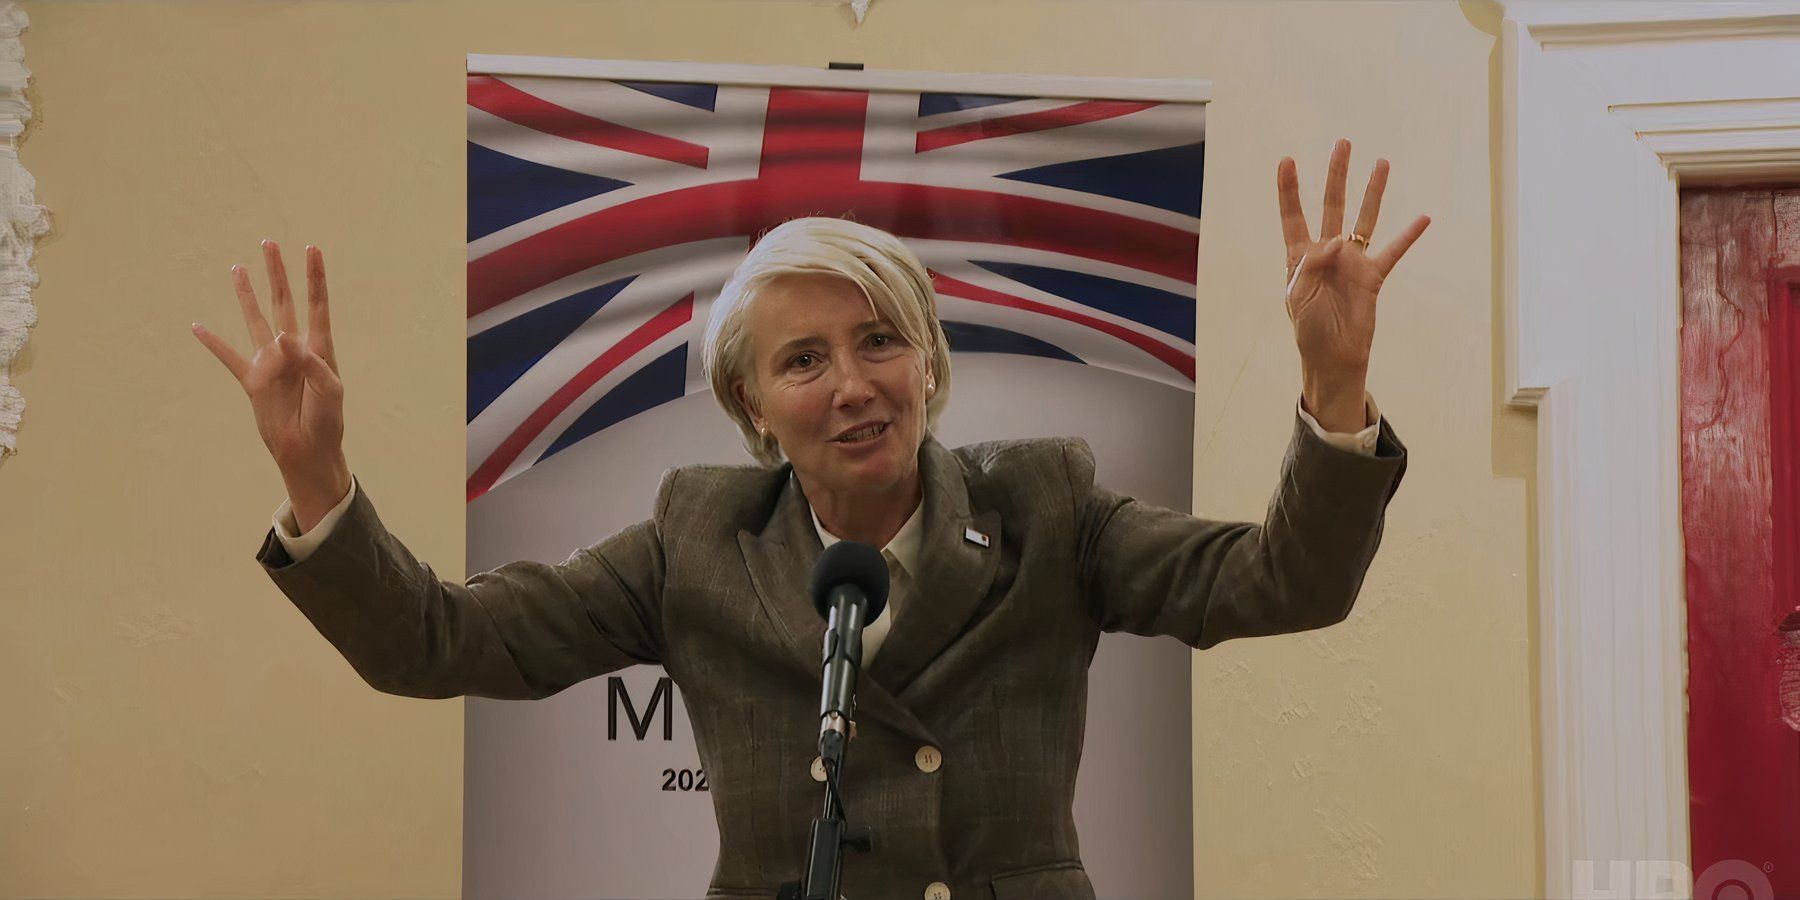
[295,340,344,399]
[1316,235,1346,264]
[1288,239,1333,293]
[1288,237,1345,300]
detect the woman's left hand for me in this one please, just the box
[1277,138,1430,432]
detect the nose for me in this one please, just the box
[831,353,876,409]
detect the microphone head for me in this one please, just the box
[810,540,890,622]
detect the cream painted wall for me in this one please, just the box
[3,1,1534,897]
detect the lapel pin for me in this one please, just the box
[964,527,990,548]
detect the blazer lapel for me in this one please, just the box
[736,469,822,681]
[737,467,932,742]
[865,435,1004,699]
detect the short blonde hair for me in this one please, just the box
[702,216,952,466]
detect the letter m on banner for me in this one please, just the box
[608,675,674,742]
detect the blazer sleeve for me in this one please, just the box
[1069,404,1408,650]
[253,471,675,701]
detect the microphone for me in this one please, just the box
[809,541,889,761]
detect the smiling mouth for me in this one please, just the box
[832,422,888,444]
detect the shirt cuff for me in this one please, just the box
[272,474,360,563]
[1297,392,1382,457]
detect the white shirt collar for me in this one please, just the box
[803,481,926,577]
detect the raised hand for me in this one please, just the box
[1277,138,1430,432]
[193,240,350,528]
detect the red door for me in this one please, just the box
[1680,187,1800,895]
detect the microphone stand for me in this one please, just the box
[777,714,874,900]
[778,588,880,899]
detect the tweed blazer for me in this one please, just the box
[256,409,1408,899]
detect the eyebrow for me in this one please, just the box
[766,319,889,365]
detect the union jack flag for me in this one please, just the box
[465,75,1205,501]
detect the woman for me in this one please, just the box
[193,139,1425,899]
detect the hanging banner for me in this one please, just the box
[463,56,1206,898]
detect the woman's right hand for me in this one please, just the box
[193,240,350,516]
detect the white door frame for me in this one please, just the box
[1500,2,1800,896]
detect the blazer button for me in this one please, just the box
[810,756,827,783]
[914,745,942,773]
[924,881,951,900]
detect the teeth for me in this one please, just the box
[837,423,885,442]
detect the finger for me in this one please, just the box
[191,322,250,385]
[1276,157,1312,265]
[1321,138,1350,238]
[231,264,275,348]
[1373,214,1431,277]
[304,245,338,374]
[264,240,299,336]
[1352,158,1389,244]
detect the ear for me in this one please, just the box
[732,381,763,431]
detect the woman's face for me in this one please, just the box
[735,272,932,497]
